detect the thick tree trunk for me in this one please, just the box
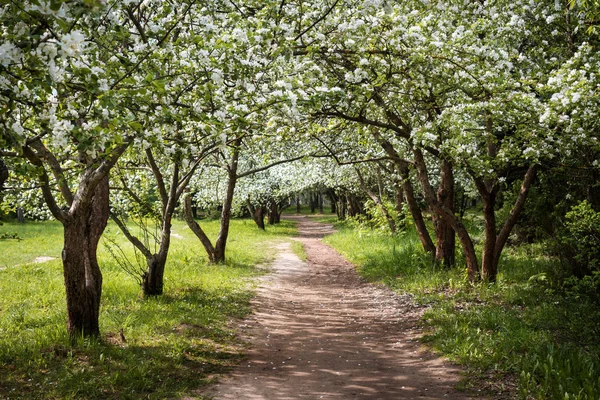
[141,217,172,295]
[296,194,301,213]
[142,255,167,296]
[347,194,362,217]
[62,176,109,338]
[268,199,278,225]
[480,192,498,282]
[434,160,456,268]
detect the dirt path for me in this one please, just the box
[201,216,475,399]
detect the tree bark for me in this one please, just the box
[367,130,435,255]
[400,171,436,255]
[310,192,317,213]
[413,148,480,282]
[213,142,240,263]
[184,191,217,263]
[479,188,498,282]
[142,254,167,296]
[337,192,346,220]
[247,198,266,230]
[475,164,538,282]
[434,160,456,268]
[268,199,280,225]
[394,180,404,216]
[62,176,109,338]
[327,190,338,214]
[318,193,323,214]
[0,159,8,192]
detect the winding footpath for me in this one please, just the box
[201,216,475,399]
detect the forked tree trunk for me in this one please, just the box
[62,176,109,338]
[183,191,217,263]
[413,149,480,282]
[476,164,538,282]
[183,146,239,265]
[212,142,241,263]
[248,202,266,230]
[267,199,287,225]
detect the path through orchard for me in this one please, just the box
[201,216,476,399]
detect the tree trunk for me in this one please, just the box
[476,164,538,282]
[394,180,404,216]
[141,213,173,295]
[318,193,323,214]
[347,194,362,217]
[213,143,240,263]
[337,193,346,220]
[327,190,338,214]
[142,255,167,296]
[296,194,301,213]
[400,172,436,255]
[434,160,456,268]
[62,176,109,339]
[413,149,479,282]
[268,199,278,225]
[275,200,287,223]
[0,159,8,192]
[480,191,498,282]
[184,191,217,263]
[247,197,266,230]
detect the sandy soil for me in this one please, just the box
[201,216,477,400]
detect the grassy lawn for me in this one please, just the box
[322,217,600,400]
[0,218,297,399]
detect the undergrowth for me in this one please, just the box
[0,218,296,399]
[323,218,600,400]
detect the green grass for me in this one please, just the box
[0,218,297,399]
[323,219,600,399]
[0,220,64,266]
[289,240,308,261]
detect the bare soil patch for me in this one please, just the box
[201,216,478,399]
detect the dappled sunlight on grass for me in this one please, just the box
[0,217,297,399]
[324,220,600,399]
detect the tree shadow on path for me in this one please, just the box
[200,216,479,400]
